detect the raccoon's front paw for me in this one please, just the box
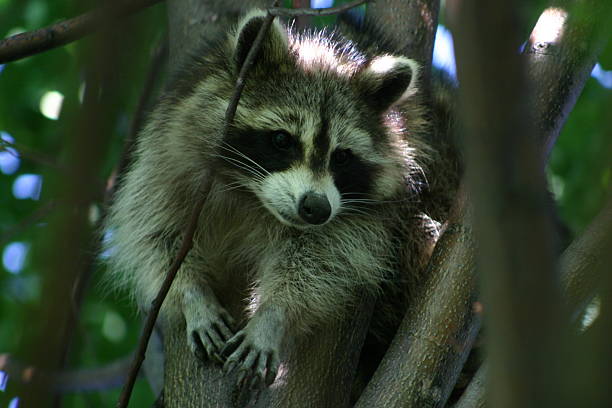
[221,324,281,389]
[184,299,235,364]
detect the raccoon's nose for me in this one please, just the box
[298,192,331,225]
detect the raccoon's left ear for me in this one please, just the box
[356,56,419,111]
[233,10,290,72]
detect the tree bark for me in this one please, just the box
[356,186,481,408]
[451,1,564,406]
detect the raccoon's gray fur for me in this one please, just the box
[104,9,443,388]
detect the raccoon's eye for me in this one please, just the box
[332,149,352,166]
[271,131,293,150]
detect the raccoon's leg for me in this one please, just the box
[221,303,285,388]
[181,283,235,363]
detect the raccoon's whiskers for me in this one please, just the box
[218,181,249,194]
[219,142,271,177]
[210,153,267,183]
[338,204,371,217]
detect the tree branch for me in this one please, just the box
[524,0,612,160]
[561,195,612,320]
[356,185,481,408]
[0,0,164,64]
[448,0,611,406]
[0,201,56,246]
[0,139,65,171]
[0,353,134,392]
[451,0,564,406]
[452,364,487,408]
[364,0,440,96]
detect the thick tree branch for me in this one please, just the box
[561,195,612,319]
[453,364,487,408]
[166,0,265,71]
[525,0,612,160]
[451,0,564,406]
[0,0,164,64]
[356,185,481,408]
[449,0,611,405]
[365,0,439,96]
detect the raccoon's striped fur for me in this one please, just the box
[104,9,442,388]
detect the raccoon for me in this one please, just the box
[104,9,442,389]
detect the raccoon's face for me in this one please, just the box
[214,11,420,229]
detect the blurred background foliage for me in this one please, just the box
[0,0,609,407]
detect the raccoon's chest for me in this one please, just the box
[196,189,279,275]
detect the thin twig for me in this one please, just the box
[0,352,135,392]
[269,0,368,17]
[0,201,56,245]
[1,139,65,171]
[0,0,164,64]
[115,2,280,407]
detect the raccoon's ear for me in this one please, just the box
[233,10,290,72]
[356,56,419,111]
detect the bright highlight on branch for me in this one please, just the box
[530,7,568,44]
[39,90,64,120]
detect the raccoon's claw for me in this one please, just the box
[184,303,235,364]
[221,329,280,389]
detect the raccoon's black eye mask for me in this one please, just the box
[223,128,303,174]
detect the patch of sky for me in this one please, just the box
[0,370,7,391]
[99,229,115,260]
[311,0,333,8]
[9,397,19,408]
[433,25,456,80]
[12,174,42,200]
[0,64,4,74]
[591,63,612,89]
[0,131,20,175]
[2,242,28,274]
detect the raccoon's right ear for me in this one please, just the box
[233,10,290,72]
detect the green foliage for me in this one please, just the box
[548,75,612,233]
[0,0,609,407]
[0,1,166,406]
